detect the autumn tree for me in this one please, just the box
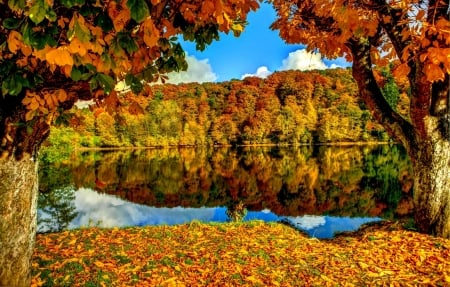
[270,0,450,237]
[0,0,259,285]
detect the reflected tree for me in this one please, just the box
[38,186,77,233]
[226,201,248,222]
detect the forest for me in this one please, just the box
[42,68,407,157]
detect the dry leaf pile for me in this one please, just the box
[32,221,450,286]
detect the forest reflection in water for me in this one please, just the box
[38,144,414,238]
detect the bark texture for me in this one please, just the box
[0,155,39,287]
[413,117,450,238]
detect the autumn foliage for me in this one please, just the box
[32,221,450,286]
[0,0,259,158]
[45,69,399,149]
[269,0,450,238]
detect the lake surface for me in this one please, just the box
[38,144,414,238]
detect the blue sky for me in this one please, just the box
[166,2,350,84]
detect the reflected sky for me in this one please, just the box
[38,188,381,239]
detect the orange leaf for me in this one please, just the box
[142,18,159,47]
[46,48,74,66]
[392,63,410,79]
[56,89,68,102]
[68,38,88,56]
[424,63,445,82]
[7,31,22,53]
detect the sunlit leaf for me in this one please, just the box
[29,0,55,24]
[45,48,74,66]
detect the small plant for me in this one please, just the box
[226,201,248,222]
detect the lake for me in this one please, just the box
[38,144,414,238]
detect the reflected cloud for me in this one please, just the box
[70,188,217,229]
[38,188,382,239]
[286,215,326,230]
[283,216,381,238]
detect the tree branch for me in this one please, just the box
[347,37,416,152]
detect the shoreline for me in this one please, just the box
[72,141,395,152]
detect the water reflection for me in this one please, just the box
[38,145,414,238]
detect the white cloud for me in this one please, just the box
[241,66,272,79]
[240,49,342,80]
[280,49,328,71]
[165,54,217,84]
[329,63,343,69]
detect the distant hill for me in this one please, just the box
[44,68,403,153]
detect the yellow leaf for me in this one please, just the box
[445,274,450,283]
[46,48,74,67]
[94,260,104,268]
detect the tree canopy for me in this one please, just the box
[270,0,449,150]
[0,0,259,158]
[270,0,450,238]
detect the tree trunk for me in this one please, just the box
[412,118,450,238]
[0,155,39,287]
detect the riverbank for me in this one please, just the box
[31,220,449,286]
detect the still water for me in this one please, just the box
[38,144,413,238]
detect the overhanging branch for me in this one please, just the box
[347,37,416,151]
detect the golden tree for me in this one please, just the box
[0,0,259,285]
[270,0,450,237]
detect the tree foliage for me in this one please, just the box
[0,0,259,158]
[269,0,450,238]
[270,0,449,152]
[45,69,394,148]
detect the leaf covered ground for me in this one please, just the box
[32,221,450,287]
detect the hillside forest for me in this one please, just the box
[44,68,408,154]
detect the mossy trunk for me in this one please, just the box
[0,155,39,287]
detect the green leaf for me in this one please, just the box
[117,32,138,54]
[71,68,82,81]
[96,73,115,94]
[127,0,149,23]
[95,13,113,33]
[3,18,21,30]
[60,0,85,8]
[29,0,55,24]
[125,74,143,94]
[29,0,47,24]
[2,73,28,96]
[46,9,57,22]
[8,0,26,11]
[74,18,91,42]
[22,22,48,49]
